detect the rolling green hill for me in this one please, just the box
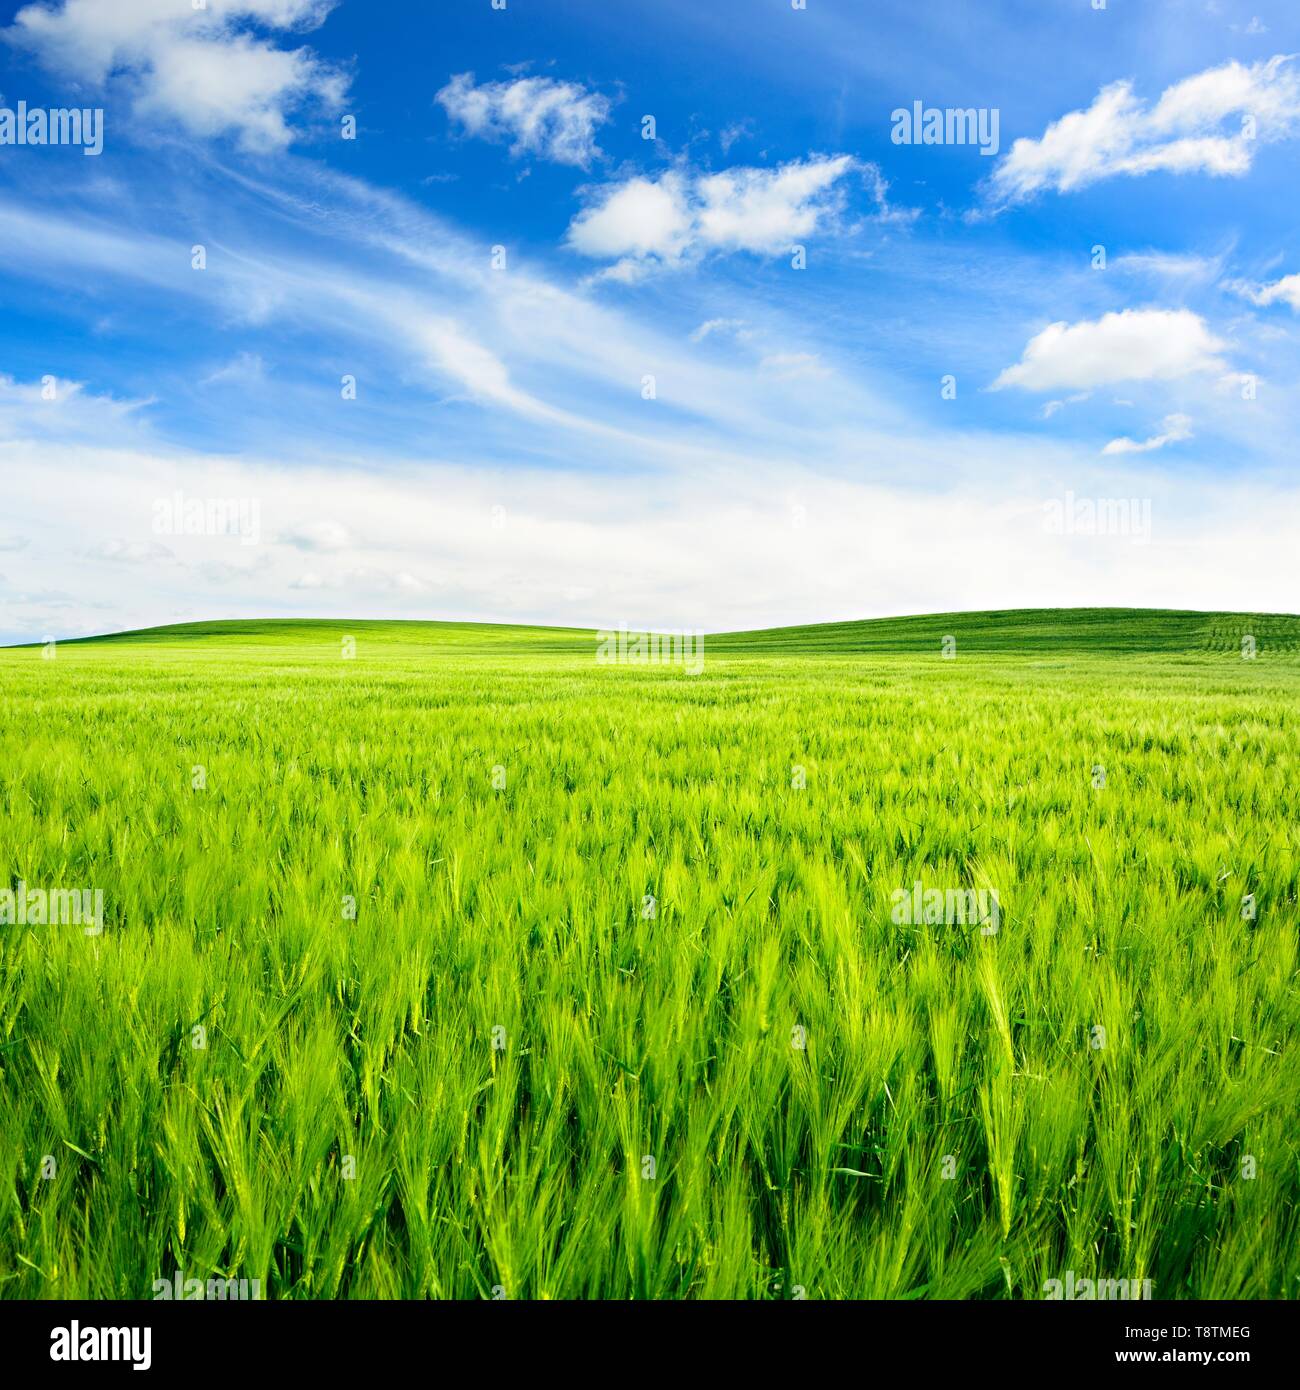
[38,616,595,653]
[20,605,1300,656]
[708,606,1300,655]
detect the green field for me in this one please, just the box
[1,608,1297,1300]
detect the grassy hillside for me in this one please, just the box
[30,605,1300,657]
[0,609,1296,1300]
[46,616,596,653]
[711,607,1300,654]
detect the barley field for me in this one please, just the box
[1,609,1297,1300]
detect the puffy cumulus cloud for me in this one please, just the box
[6,0,348,151]
[987,56,1300,205]
[694,158,859,252]
[992,309,1229,392]
[567,155,867,280]
[1102,413,1194,456]
[435,72,611,167]
[567,170,695,275]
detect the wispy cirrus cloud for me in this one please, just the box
[0,372,155,441]
[435,72,612,167]
[759,352,829,380]
[201,352,267,388]
[690,318,750,344]
[1110,250,1228,283]
[0,160,903,474]
[1229,271,1300,311]
[987,56,1300,207]
[1102,412,1193,456]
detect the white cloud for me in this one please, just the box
[0,373,153,441]
[1215,370,1260,394]
[292,566,429,594]
[201,352,266,388]
[696,157,859,252]
[567,171,695,273]
[435,72,611,167]
[0,187,889,453]
[92,538,174,565]
[196,554,274,585]
[5,439,1300,645]
[1102,413,1194,455]
[992,309,1229,391]
[7,0,347,151]
[759,352,829,380]
[1231,271,1300,311]
[1040,392,1092,419]
[861,164,921,227]
[690,317,749,344]
[719,120,752,154]
[568,155,863,278]
[279,519,351,551]
[988,56,1300,205]
[1111,250,1224,282]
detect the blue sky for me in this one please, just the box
[0,0,1297,642]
